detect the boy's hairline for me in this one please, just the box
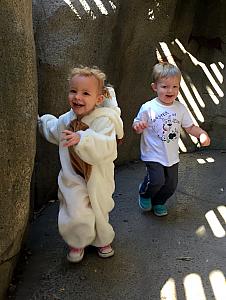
[152,74,181,83]
[152,62,181,83]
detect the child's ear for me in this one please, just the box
[97,95,104,105]
[151,83,157,92]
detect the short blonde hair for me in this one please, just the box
[68,65,110,98]
[152,62,181,83]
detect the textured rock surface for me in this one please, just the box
[0,1,37,299]
[33,0,226,208]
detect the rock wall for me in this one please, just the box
[0,1,37,299]
[33,0,226,207]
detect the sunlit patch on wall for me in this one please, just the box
[178,139,187,152]
[64,0,116,19]
[64,0,81,19]
[174,39,224,100]
[218,62,224,69]
[109,1,116,10]
[93,0,108,15]
[205,210,225,238]
[148,9,155,20]
[210,63,223,84]
[185,76,205,108]
[206,86,220,105]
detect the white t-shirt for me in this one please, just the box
[133,98,193,166]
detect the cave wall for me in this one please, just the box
[33,0,226,207]
[0,1,38,299]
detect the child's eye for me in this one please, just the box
[83,92,90,96]
[70,89,77,93]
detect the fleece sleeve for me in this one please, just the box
[38,114,60,145]
[74,116,117,165]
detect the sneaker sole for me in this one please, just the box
[98,249,115,258]
[67,249,84,263]
[153,210,168,217]
[138,197,152,211]
[138,184,152,211]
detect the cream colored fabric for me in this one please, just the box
[38,107,123,247]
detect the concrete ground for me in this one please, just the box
[12,150,226,300]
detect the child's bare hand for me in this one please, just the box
[133,121,148,134]
[199,132,211,147]
[62,130,80,147]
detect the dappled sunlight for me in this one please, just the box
[148,9,155,20]
[196,225,207,237]
[160,278,177,300]
[217,206,226,223]
[210,63,223,84]
[64,0,81,18]
[209,270,226,300]
[197,157,215,164]
[186,77,205,108]
[205,210,225,238]
[160,270,226,299]
[63,0,116,19]
[184,273,207,300]
[178,138,187,152]
[174,39,224,100]
[156,38,225,152]
[206,86,220,104]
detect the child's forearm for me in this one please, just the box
[185,125,210,146]
[185,125,206,138]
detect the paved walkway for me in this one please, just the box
[12,150,226,300]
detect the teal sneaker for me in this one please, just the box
[153,204,168,216]
[138,195,152,211]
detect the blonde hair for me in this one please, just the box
[68,65,111,98]
[152,62,181,83]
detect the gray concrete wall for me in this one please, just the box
[0,1,38,299]
[34,0,226,207]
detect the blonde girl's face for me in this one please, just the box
[68,75,104,118]
[151,76,180,106]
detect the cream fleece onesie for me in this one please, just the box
[38,106,124,248]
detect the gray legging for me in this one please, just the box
[139,161,178,205]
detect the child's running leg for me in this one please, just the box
[139,162,165,211]
[150,163,178,216]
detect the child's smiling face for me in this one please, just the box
[151,76,180,106]
[68,75,104,119]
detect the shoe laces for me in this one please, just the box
[99,245,111,251]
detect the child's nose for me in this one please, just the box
[75,92,82,99]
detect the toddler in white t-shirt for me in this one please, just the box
[132,62,210,216]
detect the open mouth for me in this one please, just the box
[73,102,85,108]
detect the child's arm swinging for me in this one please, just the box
[184,125,210,146]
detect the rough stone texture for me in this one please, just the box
[33,0,226,207]
[0,1,38,299]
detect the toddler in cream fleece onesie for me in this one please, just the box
[38,66,124,262]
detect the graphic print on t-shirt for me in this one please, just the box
[152,111,180,143]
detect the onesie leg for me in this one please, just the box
[58,176,96,249]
